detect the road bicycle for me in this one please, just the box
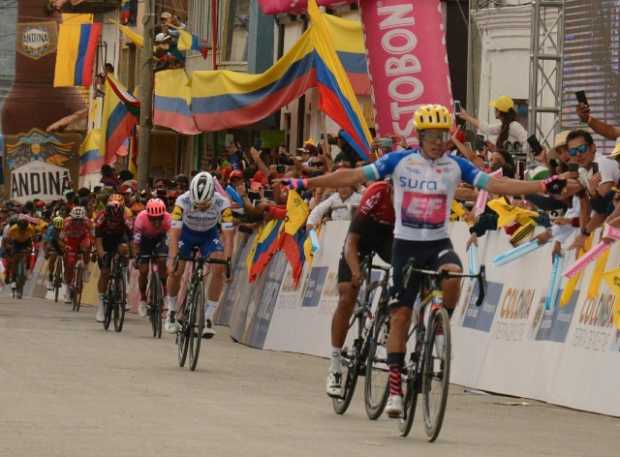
[137,251,167,339]
[69,252,86,312]
[176,248,230,371]
[52,255,64,303]
[398,261,486,441]
[332,254,391,416]
[103,253,128,332]
[12,252,28,300]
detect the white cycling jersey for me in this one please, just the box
[171,191,233,232]
[363,149,490,241]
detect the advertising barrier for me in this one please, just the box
[219,221,620,417]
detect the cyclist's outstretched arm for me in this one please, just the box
[305,168,368,190]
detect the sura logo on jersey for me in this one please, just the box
[399,176,438,191]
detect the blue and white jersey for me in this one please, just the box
[171,191,234,232]
[363,149,490,241]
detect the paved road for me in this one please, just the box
[1,297,618,457]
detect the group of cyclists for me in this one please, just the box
[2,171,232,340]
[2,102,578,431]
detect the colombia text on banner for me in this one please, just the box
[360,0,453,144]
[54,14,101,87]
[101,76,140,164]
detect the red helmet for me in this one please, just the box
[146,198,166,217]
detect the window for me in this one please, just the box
[223,0,250,62]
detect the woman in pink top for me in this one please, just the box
[132,199,172,317]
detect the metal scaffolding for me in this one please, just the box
[528,0,565,148]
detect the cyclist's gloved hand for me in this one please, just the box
[541,175,566,195]
[280,178,308,191]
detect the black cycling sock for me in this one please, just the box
[446,307,455,318]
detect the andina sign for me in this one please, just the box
[10,161,72,203]
[16,22,57,60]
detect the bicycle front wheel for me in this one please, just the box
[422,307,452,442]
[72,263,83,312]
[364,307,390,420]
[399,361,420,437]
[113,277,127,332]
[188,283,205,371]
[177,293,191,367]
[54,261,62,303]
[149,271,163,338]
[15,259,25,299]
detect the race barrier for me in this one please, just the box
[218,221,620,417]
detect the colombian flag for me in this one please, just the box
[101,75,140,164]
[54,14,102,87]
[154,69,200,135]
[78,128,104,175]
[247,219,284,282]
[307,0,372,160]
[176,29,209,59]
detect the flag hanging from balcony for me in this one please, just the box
[175,29,210,59]
[101,76,140,164]
[79,128,104,175]
[54,14,102,87]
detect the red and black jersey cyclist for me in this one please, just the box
[132,198,172,318]
[61,206,93,303]
[325,180,395,397]
[94,194,133,323]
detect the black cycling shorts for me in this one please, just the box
[98,233,128,269]
[136,236,168,264]
[390,238,462,309]
[337,234,393,284]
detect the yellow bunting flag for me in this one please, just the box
[602,267,620,330]
[560,235,593,307]
[284,190,309,236]
[587,249,609,299]
[450,201,466,221]
[487,198,538,228]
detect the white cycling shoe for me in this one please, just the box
[64,290,72,304]
[202,319,216,339]
[165,312,182,334]
[47,280,54,291]
[138,301,148,317]
[326,371,343,398]
[96,303,105,323]
[386,394,404,418]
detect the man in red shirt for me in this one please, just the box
[326,180,395,397]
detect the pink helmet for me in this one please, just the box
[146,198,166,217]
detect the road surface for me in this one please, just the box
[1,297,618,457]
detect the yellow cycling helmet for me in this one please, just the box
[413,104,452,131]
[52,216,64,229]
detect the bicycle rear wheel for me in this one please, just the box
[72,262,83,312]
[189,284,205,371]
[113,277,127,332]
[364,307,390,420]
[422,307,451,442]
[177,292,191,367]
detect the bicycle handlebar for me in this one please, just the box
[404,261,487,307]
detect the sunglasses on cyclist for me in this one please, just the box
[420,130,450,143]
[568,143,589,156]
[192,201,212,211]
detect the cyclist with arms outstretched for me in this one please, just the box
[165,172,233,337]
[283,104,567,417]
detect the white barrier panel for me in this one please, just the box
[254,221,620,417]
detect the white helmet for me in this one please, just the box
[190,172,215,205]
[70,206,87,219]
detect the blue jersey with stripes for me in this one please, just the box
[364,149,490,241]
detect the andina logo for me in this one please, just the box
[499,288,535,320]
[578,294,614,328]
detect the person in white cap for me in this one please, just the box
[457,95,528,152]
